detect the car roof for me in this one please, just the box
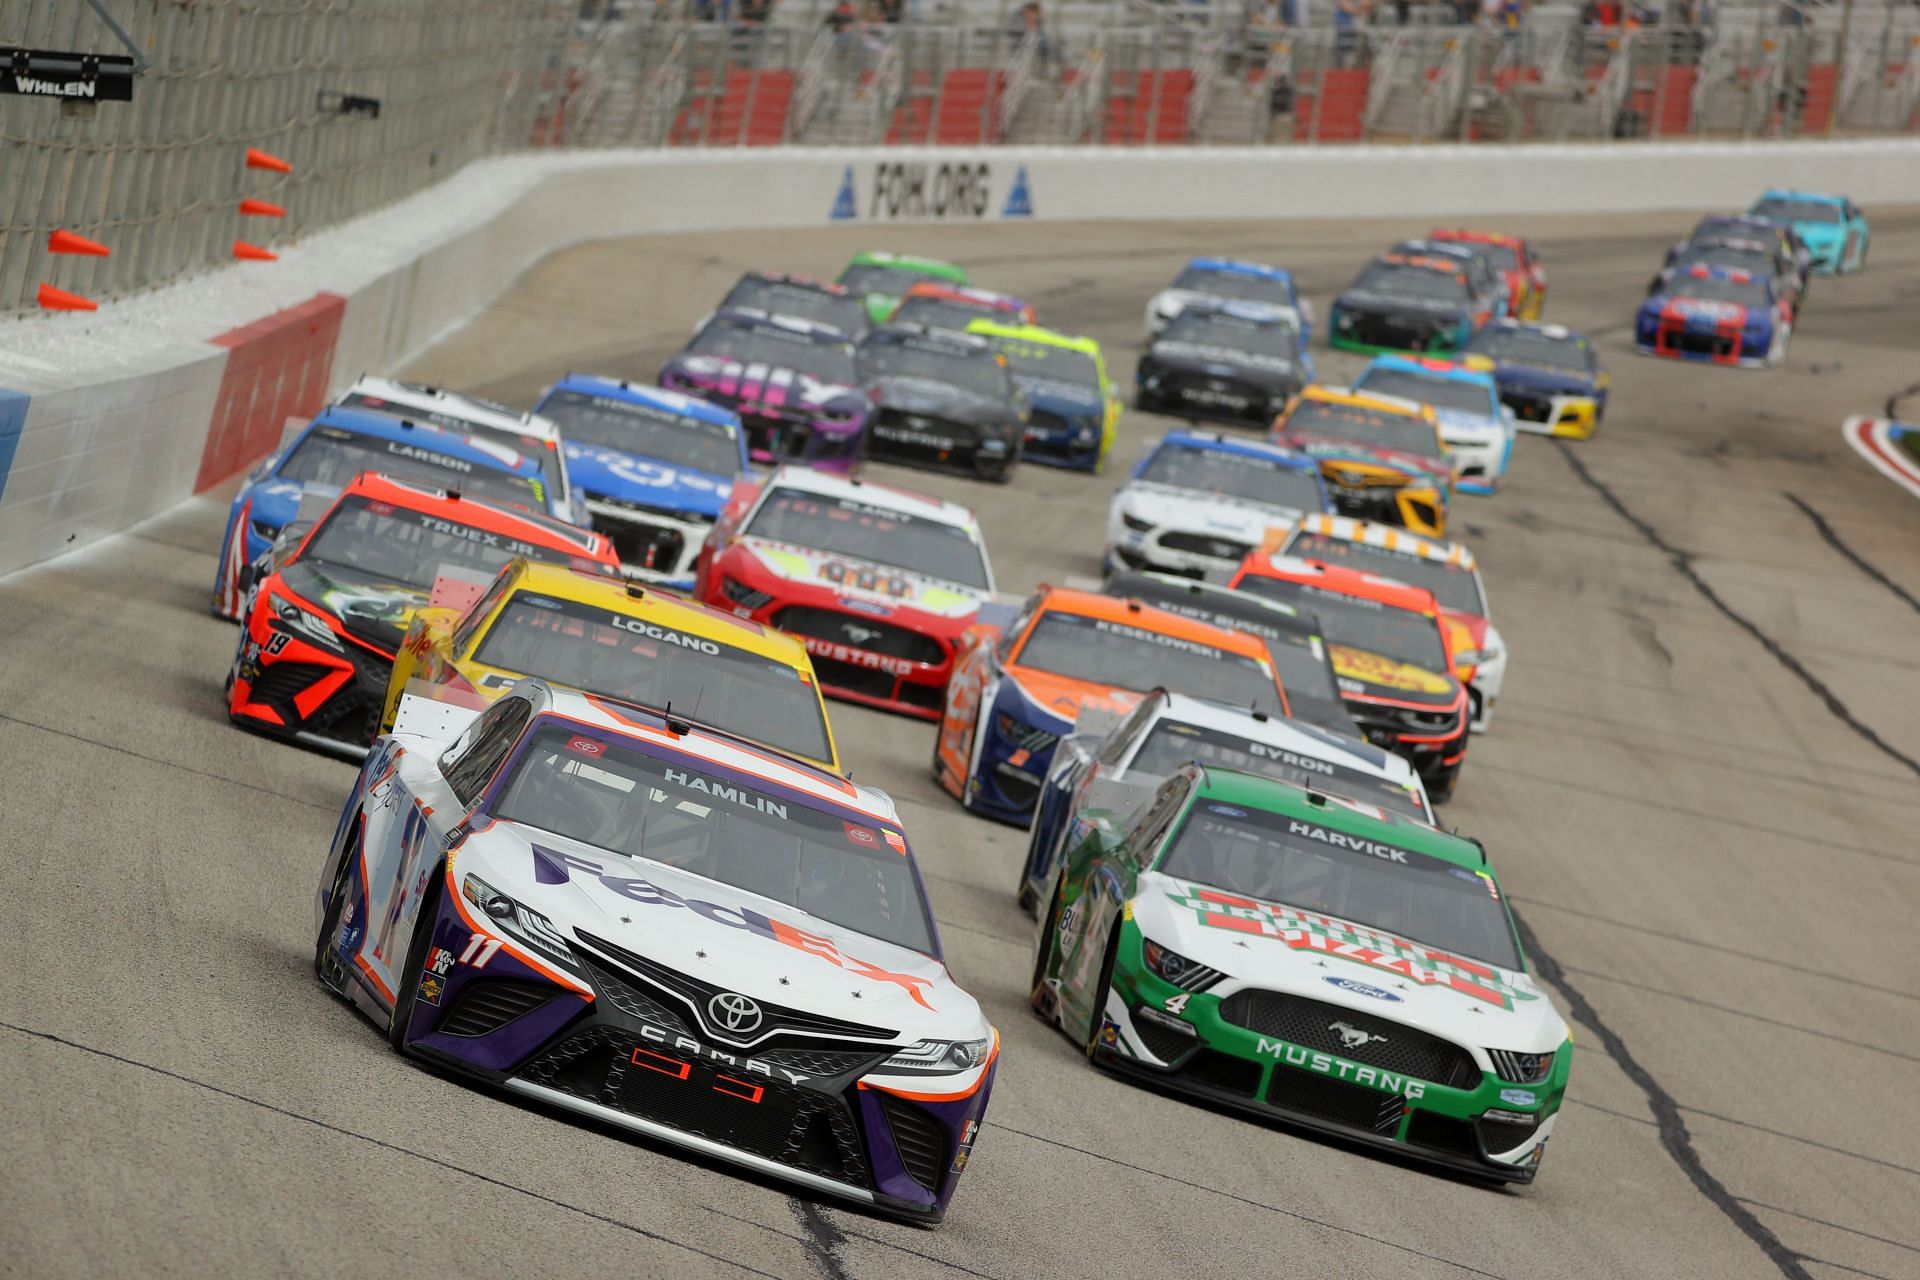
[964,319,1100,354]
[1190,765,1489,869]
[511,561,801,653]
[1143,690,1419,783]
[1033,585,1272,660]
[1363,354,1499,389]
[1104,571,1319,637]
[546,375,744,430]
[1182,257,1295,284]
[1477,318,1584,343]
[1294,384,1439,422]
[705,307,852,344]
[1675,264,1759,284]
[733,270,849,295]
[1291,512,1477,569]
[760,463,982,533]
[1155,430,1318,471]
[1238,552,1443,615]
[343,375,559,444]
[324,472,611,557]
[1375,252,1469,280]
[865,322,998,355]
[1429,228,1525,249]
[899,281,1029,310]
[847,251,967,278]
[307,406,540,475]
[1756,187,1845,204]
[1169,297,1300,326]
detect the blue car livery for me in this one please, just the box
[531,375,749,587]
[1748,189,1869,275]
[1353,354,1515,495]
[1462,320,1608,439]
[1146,258,1311,346]
[1635,265,1791,370]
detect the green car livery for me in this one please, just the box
[838,251,969,326]
[1030,764,1571,1182]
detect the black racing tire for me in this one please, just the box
[313,821,359,988]
[1425,761,1461,805]
[387,872,444,1053]
[1029,884,1063,1017]
[1083,928,1121,1061]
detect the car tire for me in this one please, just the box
[313,821,360,990]
[1083,928,1121,1062]
[1029,885,1063,1019]
[1426,762,1460,805]
[387,873,443,1053]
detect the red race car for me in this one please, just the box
[1430,229,1547,321]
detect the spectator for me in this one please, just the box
[1007,0,1056,67]
[737,0,771,24]
[1335,0,1372,65]
[874,0,903,22]
[826,0,857,29]
[1583,0,1622,24]
[1454,0,1477,25]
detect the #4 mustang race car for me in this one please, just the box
[1428,230,1546,322]
[696,466,995,720]
[717,270,871,339]
[315,679,998,1223]
[1351,355,1516,496]
[1748,188,1869,275]
[1134,300,1313,426]
[887,282,1036,332]
[661,309,870,470]
[1635,265,1793,369]
[212,406,558,620]
[379,559,841,773]
[966,320,1121,473]
[934,585,1286,825]
[857,325,1027,482]
[837,251,969,327]
[1328,254,1489,358]
[1143,258,1312,345]
[1269,387,1453,538]
[1016,688,1431,912]
[1030,765,1570,1182]
[1105,432,1330,582]
[1461,321,1607,440]
[532,376,748,589]
[226,473,619,756]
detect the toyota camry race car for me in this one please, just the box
[857,325,1027,481]
[838,252,969,327]
[661,309,870,470]
[1748,189,1868,275]
[1270,387,1453,538]
[887,282,1035,332]
[379,560,841,772]
[1143,259,1310,344]
[532,376,748,588]
[1134,301,1313,426]
[211,407,559,620]
[1352,356,1516,496]
[226,473,619,755]
[717,271,871,339]
[934,586,1285,825]
[315,679,997,1223]
[1328,254,1488,357]
[695,466,995,720]
[1429,231,1546,321]
[966,321,1121,472]
[1461,321,1607,439]
[1029,766,1569,1182]
[1105,432,1329,582]
[1635,265,1792,369]
[1277,515,1506,732]
[1016,689,1430,911]
[1229,554,1470,800]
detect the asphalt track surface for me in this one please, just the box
[4,208,1920,1280]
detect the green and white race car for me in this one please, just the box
[1030,764,1570,1182]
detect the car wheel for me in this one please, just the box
[313,821,360,989]
[957,717,983,813]
[1029,884,1063,1019]
[1083,928,1121,1061]
[387,874,443,1053]
[1426,762,1460,805]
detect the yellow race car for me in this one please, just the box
[381,560,842,773]
[1269,386,1455,538]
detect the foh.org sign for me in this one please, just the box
[829,162,1034,221]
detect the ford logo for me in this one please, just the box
[1323,976,1402,1002]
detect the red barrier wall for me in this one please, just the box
[194,292,346,492]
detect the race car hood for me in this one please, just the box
[1643,295,1755,329]
[1000,666,1146,730]
[1334,288,1469,321]
[1143,339,1301,385]
[278,559,431,656]
[1132,871,1563,1046]
[562,442,735,518]
[1010,373,1104,417]
[459,821,981,1039]
[733,537,990,620]
[870,374,1012,427]
[1280,432,1453,485]
[1440,610,1490,652]
[1147,288,1231,326]
[663,354,869,421]
[1330,641,1457,704]
[1117,481,1306,536]
[1431,406,1504,446]
[1490,363,1598,396]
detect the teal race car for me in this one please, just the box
[1747,189,1869,275]
[1030,765,1571,1181]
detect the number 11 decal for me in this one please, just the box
[459,933,504,968]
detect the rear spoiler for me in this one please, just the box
[391,678,492,743]
[427,564,494,614]
[1071,703,1127,742]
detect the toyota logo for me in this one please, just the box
[708,991,763,1034]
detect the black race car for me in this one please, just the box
[1327,253,1492,357]
[716,271,871,339]
[1654,235,1802,309]
[856,324,1028,481]
[1133,300,1310,426]
[1391,239,1505,321]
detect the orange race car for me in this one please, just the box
[1430,229,1548,321]
[933,585,1286,825]
[1228,551,1471,801]
[887,281,1038,331]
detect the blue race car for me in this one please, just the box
[1352,354,1516,495]
[1635,265,1792,370]
[1748,189,1869,275]
[1462,320,1608,439]
[531,375,749,587]
[1144,257,1311,346]
[210,407,556,619]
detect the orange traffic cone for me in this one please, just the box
[48,229,111,257]
[37,283,98,312]
[238,198,286,218]
[245,147,291,173]
[233,240,278,262]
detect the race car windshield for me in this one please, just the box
[334,392,568,504]
[1161,310,1299,359]
[493,726,936,955]
[277,426,547,510]
[859,336,1011,401]
[1352,261,1469,302]
[1158,804,1521,971]
[1138,444,1326,510]
[1014,611,1281,714]
[1463,327,1590,372]
[1285,532,1486,616]
[1675,244,1773,275]
[1281,402,1443,460]
[1667,277,1771,306]
[991,339,1101,389]
[1446,240,1517,271]
[300,496,585,586]
[472,593,832,763]
[1236,577,1450,671]
[839,263,947,297]
[1354,370,1496,417]
[1169,267,1295,306]
[745,489,990,589]
[721,278,868,336]
[1131,721,1429,820]
[686,323,859,386]
[1751,197,1841,224]
[540,390,742,477]
[887,297,1004,334]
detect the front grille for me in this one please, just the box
[1180,1048,1262,1098]
[989,763,1043,813]
[1663,329,1735,358]
[1405,1109,1480,1157]
[1130,1010,1200,1064]
[437,980,554,1037]
[584,959,694,1033]
[1327,484,1407,526]
[1477,1114,1540,1155]
[877,1093,950,1192]
[1164,373,1263,419]
[1502,391,1553,424]
[774,606,945,666]
[755,1045,895,1078]
[741,412,813,460]
[1218,990,1480,1089]
[1266,1064,1408,1133]
[589,510,687,575]
[1026,407,1070,441]
[247,659,330,709]
[1159,530,1252,562]
[807,657,899,701]
[1347,311,1450,352]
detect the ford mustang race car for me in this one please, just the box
[1328,254,1489,357]
[887,282,1035,332]
[838,251,969,327]
[1143,258,1311,344]
[1276,515,1505,732]
[1635,265,1792,369]
[1134,301,1313,426]
[379,559,840,772]
[211,407,557,620]
[531,376,748,588]
[1391,240,1506,322]
[1352,356,1516,496]
[1748,189,1868,275]
[695,466,995,720]
[857,324,1027,482]
[660,309,870,470]
[1429,231,1545,321]
[315,679,997,1223]
[1029,765,1569,1181]
[1655,233,1803,312]
[717,271,871,339]
[1461,321,1607,439]
[1229,553,1470,799]
[1105,432,1329,581]
[1269,387,1452,537]
[1017,690,1430,912]
[226,473,619,755]
[934,586,1285,825]
[966,320,1120,472]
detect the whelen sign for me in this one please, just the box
[3,48,136,102]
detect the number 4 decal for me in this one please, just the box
[1164,993,1191,1015]
[459,933,504,968]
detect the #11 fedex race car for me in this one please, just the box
[1635,265,1792,369]
[1030,765,1569,1182]
[661,309,870,470]
[316,679,997,1223]
[1105,432,1330,582]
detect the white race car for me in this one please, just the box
[1143,257,1313,343]
[313,679,998,1223]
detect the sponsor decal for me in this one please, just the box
[417,973,445,1006]
[1206,803,1249,818]
[844,823,879,847]
[1324,975,1402,1002]
[803,636,919,677]
[663,767,789,820]
[1257,1037,1427,1098]
[1500,1088,1538,1107]
[1329,643,1454,697]
[881,829,908,856]
[426,946,457,977]
[630,1019,813,1084]
[609,616,723,655]
[1089,618,1224,659]
[952,1118,982,1172]
[870,161,995,220]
